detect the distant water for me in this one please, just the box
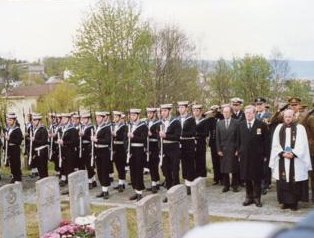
[288,61,314,80]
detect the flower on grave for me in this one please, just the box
[41,217,96,238]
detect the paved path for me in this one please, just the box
[2,173,313,224]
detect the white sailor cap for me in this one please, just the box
[231,97,244,104]
[112,111,122,116]
[146,108,157,112]
[95,111,110,117]
[192,104,203,110]
[48,112,56,117]
[210,105,220,110]
[129,109,141,114]
[32,113,42,120]
[71,113,80,118]
[6,112,17,119]
[160,104,173,109]
[61,113,72,118]
[177,101,189,107]
[80,111,91,118]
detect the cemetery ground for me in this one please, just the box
[1,156,313,238]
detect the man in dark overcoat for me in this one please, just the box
[237,105,269,207]
[216,105,240,193]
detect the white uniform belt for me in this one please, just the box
[82,140,90,144]
[35,145,49,151]
[149,138,158,142]
[8,143,17,146]
[163,140,179,144]
[95,144,109,148]
[180,137,195,140]
[114,141,124,145]
[131,143,144,147]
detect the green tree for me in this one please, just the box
[43,57,71,78]
[150,25,200,105]
[207,58,233,105]
[232,55,272,104]
[70,0,153,111]
[36,82,79,114]
[285,79,312,105]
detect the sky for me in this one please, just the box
[0,0,314,62]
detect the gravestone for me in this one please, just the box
[191,177,208,226]
[136,194,163,238]
[95,207,129,238]
[68,170,90,221]
[167,185,190,238]
[36,176,62,236]
[0,183,26,238]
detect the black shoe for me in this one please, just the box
[61,190,69,195]
[146,187,153,191]
[232,187,240,193]
[10,178,15,184]
[88,183,93,190]
[103,192,109,200]
[152,186,158,194]
[242,199,254,206]
[280,204,290,210]
[290,204,298,211]
[129,194,138,200]
[118,184,125,193]
[163,197,168,203]
[156,184,160,190]
[136,194,143,201]
[222,187,229,193]
[114,184,125,190]
[186,186,191,195]
[96,192,105,198]
[262,188,268,195]
[92,181,97,188]
[59,180,67,187]
[254,199,262,207]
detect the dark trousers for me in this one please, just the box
[34,148,48,179]
[245,179,262,200]
[223,173,239,189]
[180,140,196,182]
[262,158,272,189]
[148,143,160,182]
[129,147,145,191]
[113,144,126,180]
[309,156,314,200]
[82,145,95,179]
[60,148,75,179]
[162,144,180,190]
[195,139,207,178]
[95,148,111,187]
[52,143,60,173]
[210,144,222,182]
[8,146,22,182]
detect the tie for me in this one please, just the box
[225,119,229,129]
[248,123,251,130]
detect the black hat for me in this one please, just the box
[255,97,266,104]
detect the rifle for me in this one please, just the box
[110,124,113,161]
[58,131,62,168]
[146,129,150,162]
[126,124,131,164]
[78,109,82,159]
[28,128,33,166]
[159,124,164,167]
[90,128,95,167]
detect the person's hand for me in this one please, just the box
[218,151,223,157]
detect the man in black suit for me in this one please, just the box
[237,105,269,207]
[127,109,148,201]
[192,104,210,178]
[177,101,196,195]
[216,105,240,193]
[159,104,182,202]
[207,105,223,185]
